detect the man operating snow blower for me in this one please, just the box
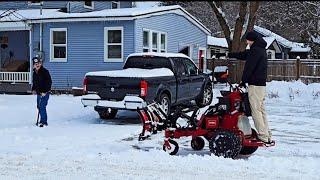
[228,31,274,146]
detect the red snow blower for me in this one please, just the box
[162,82,275,158]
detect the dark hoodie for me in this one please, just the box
[32,66,52,94]
[228,37,268,86]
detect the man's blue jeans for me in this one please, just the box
[37,93,50,125]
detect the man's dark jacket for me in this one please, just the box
[228,37,268,86]
[32,66,52,94]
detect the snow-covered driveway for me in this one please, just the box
[0,81,319,179]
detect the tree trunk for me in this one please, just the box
[232,2,248,52]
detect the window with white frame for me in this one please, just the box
[50,28,67,62]
[104,27,123,62]
[152,32,158,52]
[84,1,94,9]
[142,29,167,53]
[160,33,166,53]
[111,1,120,9]
[143,30,150,52]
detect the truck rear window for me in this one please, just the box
[124,56,172,70]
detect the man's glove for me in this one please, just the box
[239,81,246,88]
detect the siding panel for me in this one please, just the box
[35,21,134,89]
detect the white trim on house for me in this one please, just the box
[0,22,31,31]
[50,28,68,62]
[84,1,94,10]
[104,26,124,62]
[142,28,167,53]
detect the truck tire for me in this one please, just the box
[95,107,118,120]
[158,93,171,116]
[196,83,213,107]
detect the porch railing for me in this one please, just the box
[0,72,30,83]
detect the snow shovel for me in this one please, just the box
[36,97,42,126]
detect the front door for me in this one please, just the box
[198,48,206,71]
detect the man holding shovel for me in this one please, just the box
[31,57,52,127]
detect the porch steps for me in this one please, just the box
[0,83,31,94]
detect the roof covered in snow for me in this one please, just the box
[207,36,228,48]
[254,26,311,53]
[0,5,211,34]
[208,36,277,50]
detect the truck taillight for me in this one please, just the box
[83,77,88,94]
[140,80,148,97]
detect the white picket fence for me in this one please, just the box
[0,72,30,83]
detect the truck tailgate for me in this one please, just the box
[86,76,142,100]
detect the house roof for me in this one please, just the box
[254,26,311,52]
[207,36,228,48]
[0,5,211,35]
[207,35,278,50]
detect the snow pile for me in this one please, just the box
[85,68,174,77]
[266,80,320,102]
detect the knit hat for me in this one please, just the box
[245,31,259,41]
[32,57,42,64]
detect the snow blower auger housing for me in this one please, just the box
[162,82,275,158]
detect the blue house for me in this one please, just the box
[0,1,211,92]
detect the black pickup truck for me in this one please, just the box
[81,52,213,119]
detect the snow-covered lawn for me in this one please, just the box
[0,81,319,179]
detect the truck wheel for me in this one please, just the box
[96,107,118,120]
[209,130,242,159]
[158,93,171,116]
[196,83,213,107]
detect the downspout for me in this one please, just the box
[29,26,33,85]
[39,2,43,55]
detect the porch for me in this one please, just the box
[0,22,32,94]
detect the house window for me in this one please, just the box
[84,1,94,9]
[152,32,158,52]
[28,1,42,5]
[142,29,167,53]
[111,1,120,9]
[160,33,167,53]
[50,28,67,62]
[143,30,150,52]
[104,27,123,62]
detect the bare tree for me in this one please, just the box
[208,1,260,52]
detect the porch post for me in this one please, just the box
[29,27,33,85]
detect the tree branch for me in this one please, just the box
[208,1,232,49]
